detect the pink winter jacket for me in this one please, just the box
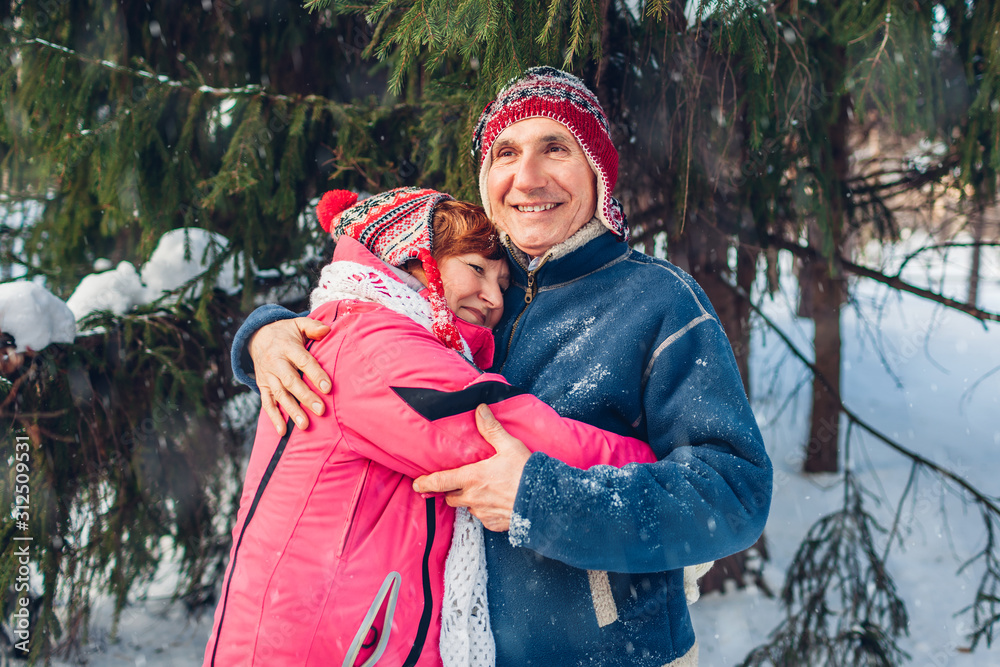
[203,238,656,666]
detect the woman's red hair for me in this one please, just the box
[431,200,504,261]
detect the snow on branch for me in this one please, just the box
[5,29,402,114]
[10,33,270,98]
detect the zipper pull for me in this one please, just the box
[525,273,536,304]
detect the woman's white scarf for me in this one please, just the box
[311,261,494,667]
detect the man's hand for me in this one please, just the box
[412,404,531,532]
[249,317,331,435]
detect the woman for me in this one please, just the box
[203,187,656,667]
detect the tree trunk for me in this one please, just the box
[969,203,985,306]
[733,243,758,395]
[699,534,771,596]
[801,256,844,473]
[801,27,851,471]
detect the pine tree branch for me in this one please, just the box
[739,284,1000,518]
[9,33,269,98]
[846,159,957,188]
[741,280,1000,651]
[8,30,405,111]
[1,410,70,419]
[847,160,960,199]
[0,26,413,126]
[763,236,1000,324]
[880,460,918,562]
[855,8,892,106]
[895,242,1000,276]
[745,283,1000,653]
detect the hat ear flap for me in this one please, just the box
[417,247,465,354]
[606,197,629,240]
[317,190,359,233]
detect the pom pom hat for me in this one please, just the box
[316,190,358,232]
[472,66,628,240]
[316,186,466,353]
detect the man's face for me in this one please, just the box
[486,117,597,258]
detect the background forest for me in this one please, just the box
[0,0,998,664]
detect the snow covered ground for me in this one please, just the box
[695,233,1000,665]
[34,233,1000,666]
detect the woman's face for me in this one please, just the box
[437,253,510,329]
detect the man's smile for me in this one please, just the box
[514,203,560,212]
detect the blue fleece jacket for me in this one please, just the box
[483,226,771,665]
[231,226,772,666]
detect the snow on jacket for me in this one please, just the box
[207,236,656,666]
[474,219,773,666]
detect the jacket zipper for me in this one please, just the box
[500,239,548,373]
[337,460,373,558]
[401,498,437,666]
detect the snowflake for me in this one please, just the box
[508,512,532,547]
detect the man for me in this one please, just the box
[233,67,771,666]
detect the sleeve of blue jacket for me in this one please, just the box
[509,290,772,573]
[230,304,304,393]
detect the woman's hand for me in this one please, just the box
[249,317,332,435]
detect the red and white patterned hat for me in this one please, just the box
[472,66,628,240]
[316,187,466,353]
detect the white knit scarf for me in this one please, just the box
[439,507,495,665]
[310,260,474,361]
[310,260,493,667]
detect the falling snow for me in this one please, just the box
[37,232,1000,666]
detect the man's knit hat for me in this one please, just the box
[316,186,466,353]
[472,66,628,240]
